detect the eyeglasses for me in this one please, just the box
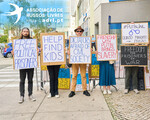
[76,31,83,33]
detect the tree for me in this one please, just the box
[0,35,8,43]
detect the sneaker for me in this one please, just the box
[107,90,112,94]
[18,96,24,104]
[103,90,107,95]
[133,89,139,94]
[29,95,36,101]
[68,91,75,97]
[83,90,90,96]
[47,94,52,98]
[124,89,129,94]
[55,95,60,98]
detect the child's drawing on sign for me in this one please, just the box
[129,29,140,36]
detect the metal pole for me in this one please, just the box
[35,68,39,91]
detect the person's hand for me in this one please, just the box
[116,49,118,53]
[67,50,70,55]
[39,48,42,51]
[11,50,14,55]
[135,43,139,46]
[95,51,98,55]
[91,48,93,52]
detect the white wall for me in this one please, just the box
[101,0,150,34]
[94,0,109,34]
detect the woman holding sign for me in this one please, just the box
[96,34,117,95]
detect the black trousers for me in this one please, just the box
[92,43,96,51]
[125,67,138,89]
[47,65,60,96]
[19,68,34,97]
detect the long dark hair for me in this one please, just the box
[20,27,31,39]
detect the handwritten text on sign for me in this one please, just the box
[42,35,64,63]
[122,23,149,44]
[13,39,38,69]
[70,37,91,64]
[97,35,117,61]
[121,46,147,66]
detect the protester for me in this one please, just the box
[99,60,116,94]
[68,26,90,97]
[12,27,36,103]
[124,67,139,94]
[47,31,61,98]
[91,35,96,51]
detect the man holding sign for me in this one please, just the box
[68,26,91,97]
[12,27,37,103]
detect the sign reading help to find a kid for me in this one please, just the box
[122,22,149,44]
[69,36,91,64]
[41,33,66,66]
[13,39,38,70]
[97,34,117,61]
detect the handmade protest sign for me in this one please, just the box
[144,67,150,89]
[88,52,99,78]
[13,39,38,70]
[122,22,149,44]
[97,34,117,61]
[121,45,147,66]
[40,32,66,66]
[69,36,91,64]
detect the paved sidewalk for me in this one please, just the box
[104,78,150,120]
[0,66,113,120]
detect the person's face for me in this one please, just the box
[75,29,83,36]
[22,29,29,37]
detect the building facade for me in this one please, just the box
[73,0,150,48]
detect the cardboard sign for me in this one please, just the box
[40,32,66,66]
[144,67,150,89]
[89,52,99,78]
[97,34,117,61]
[70,67,89,91]
[69,36,91,64]
[13,39,38,69]
[121,45,147,66]
[122,22,149,44]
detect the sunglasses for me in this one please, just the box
[76,31,83,33]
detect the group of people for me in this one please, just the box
[14,26,139,104]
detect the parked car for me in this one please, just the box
[3,43,13,58]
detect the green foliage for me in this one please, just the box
[0,35,8,43]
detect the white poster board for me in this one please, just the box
[144,68,150,89]
[69,36,91,64]
[122,22,149,44]
[97,34,117,61]
[13,39,38,70]
[40,33,66,66]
